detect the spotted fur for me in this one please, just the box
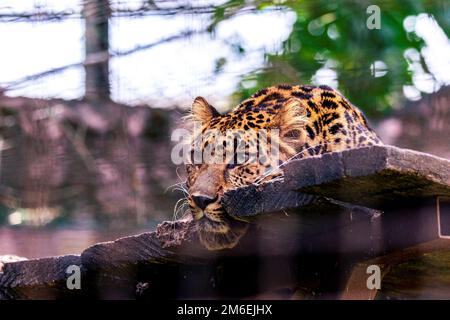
[185,84,383,250]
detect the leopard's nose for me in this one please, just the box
[192,194,217,210]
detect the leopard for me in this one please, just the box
[183,84,383,250]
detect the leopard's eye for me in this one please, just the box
[226,162,237,170]
[284,129,301,139]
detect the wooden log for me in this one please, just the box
[341,238,450,300]
[0,255,81,299]
[286,145,450,207]
[222,181,317,217]
[1,146,449,299]
[81,220,206,272]
[223,145,450,213]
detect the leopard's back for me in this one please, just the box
[232,84,383,158]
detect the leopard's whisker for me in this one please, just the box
[173,186,189,195]
[173,197,188,221]
[165,180,186,193]
[253,140,344,185]
[175,202,189,220]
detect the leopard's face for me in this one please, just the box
[185,162,252,251]
[185,130,282,250]
[185,96,306,250]
[182,85,382,250]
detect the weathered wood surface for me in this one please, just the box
[81,224,202,272]
[1,146,449,299]
[1,200,442,300]
[224,145,450,214]
[0,255,81,299]
[290,146,450,207]
[342,238,450,300]
[0,227,197,299]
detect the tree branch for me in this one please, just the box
[0,5,287,22]
[2,30,204,90]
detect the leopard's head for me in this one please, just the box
[185,96,307,250]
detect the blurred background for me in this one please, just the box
[0,0,449,259]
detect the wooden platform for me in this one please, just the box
[223,145,450,215]
[1,145,450,299]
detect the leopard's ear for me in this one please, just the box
[271,98,307,138]
[191,97,220,124]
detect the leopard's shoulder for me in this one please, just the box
[228,84,383,156]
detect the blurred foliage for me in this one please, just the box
[211,0,450,117]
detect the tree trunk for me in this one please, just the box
[83,0,110,100]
